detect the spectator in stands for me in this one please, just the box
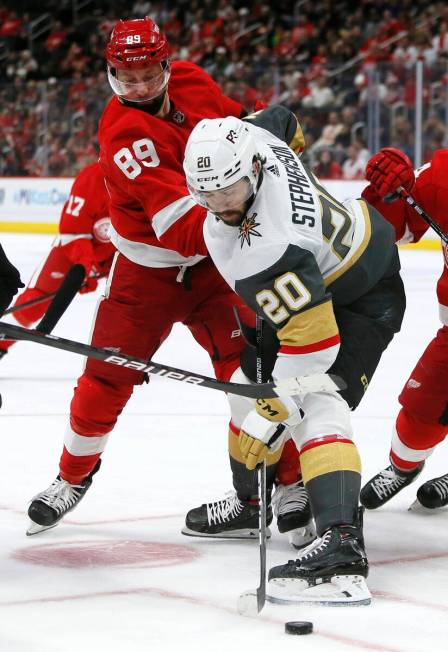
[384,72,402,106]
[356,71,388,105]
[333,107,357,150]
[0,8,24,48]
[0,0,446,177]
[302,74,335,109]
[313,148,343,179]
[6,49,37,80]
[342,143,367,180]
[132,1,152,18]
[390,115,414,159]
[423,112,448,161]
[45,21,68,53]
[354,137,370,167]
[431,20,448,56]
[312,111,344,151]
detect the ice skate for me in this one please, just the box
[182,491,272,539]
[360,463,423,509]
[272,480,316,549]
[27,460,101,535]
[267,508,370,606]
[411,472,448,510]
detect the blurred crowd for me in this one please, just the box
[0,0,447,178]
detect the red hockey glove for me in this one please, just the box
[60,238,95,277]
[365,147,415,201]
[78,274,98,295]
[60,239,102,294]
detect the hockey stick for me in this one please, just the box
[4,290,58,315]
[233,306,256,348]
[237,315,269,616]
[3,265,86,336]
[0,320,345,400]
[0,265,86,411]
[3,265,100,317]
[35,264,86,334]
[396,186,448,246]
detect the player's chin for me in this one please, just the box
[216,211,245,226]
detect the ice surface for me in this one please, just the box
[1,234,447,651]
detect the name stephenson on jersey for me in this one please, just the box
[203,124,397,378]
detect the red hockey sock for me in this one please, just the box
[390,408,447,472]
[276,437,301,485]
[59,446,101,485]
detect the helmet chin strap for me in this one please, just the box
[119,88,168,115]
[241,168,264,218]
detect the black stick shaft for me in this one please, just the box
[0,319,288,399]
[255,314,267,613]
[36,264,86,334]
[232,306,256,347]
[397,186,448,245]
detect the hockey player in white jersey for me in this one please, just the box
[183,106,406,605]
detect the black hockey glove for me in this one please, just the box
[0,244,24,316]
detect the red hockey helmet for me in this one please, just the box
[106,17,171,103]
[106,17,169,69]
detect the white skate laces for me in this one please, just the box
[370,468,408,500]
[31,477,84,516]
[294,530,332,563]
[431,476,448,500]
[206,491,245,525]
[272,481,308,518]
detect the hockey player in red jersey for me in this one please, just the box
[360,147,448,510]
[0,161,114,360]
[26,17,308,541]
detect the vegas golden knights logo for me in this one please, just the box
[238,213,262,248]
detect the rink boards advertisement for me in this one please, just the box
[0,177,439,249]
[0,177,74,232]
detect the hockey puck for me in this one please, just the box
[285,621,313,635]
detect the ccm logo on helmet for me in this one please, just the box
[197,176,218,181]
[126,55,148,61]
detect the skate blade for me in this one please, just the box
[181,526,271,540]
[267,574,371,606]
[26,520,59,536]
[288,522,317,550]
[408,499,447,513]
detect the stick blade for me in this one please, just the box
[237,590,260,616]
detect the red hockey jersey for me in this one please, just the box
[362,149,448,325]
[57,161,114,272]
[98,61,243,267]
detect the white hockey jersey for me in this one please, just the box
[203,125,397,381]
